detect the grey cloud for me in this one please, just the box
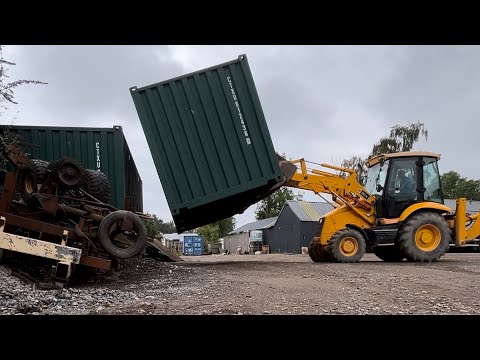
[371,45,480,179]
[2,45,478,227]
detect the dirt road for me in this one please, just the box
[1,252,480,315]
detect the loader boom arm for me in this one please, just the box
[284,159,376,225]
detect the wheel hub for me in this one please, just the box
[339,237,358,256]
[59,164,82,186]
[415,224,441,251]
[24,172,35,193]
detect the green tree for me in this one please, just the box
[195,223,220,245]
[440,171,462,199]
[143,213,162,239]
[371,121,428,156]
[143,213,177,239]
[194,216,235,245]
[458,179,480,201]
[217,217,236,237]
[159,220,176,234]
[255,187,303,220]
[341,121,429,173]
[440,171,480,201]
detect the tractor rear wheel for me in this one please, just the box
[83,169,111,204]
[327,228,366,263]
[398,212,450,262]
[373,244,405,262]
[18,159,49,201]
[48,157,85,190]
[308,237,333,262]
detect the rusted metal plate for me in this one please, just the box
[146,239,183,262]
[0,218,81,264]
[0,212,79,240]
[0,172,18,212]
[79,255,111,269]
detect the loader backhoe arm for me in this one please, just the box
[284,158,376,225]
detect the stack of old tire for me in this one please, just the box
[18,157,147,259]
[19,157,111,204]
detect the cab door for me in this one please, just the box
[384,157,420,218]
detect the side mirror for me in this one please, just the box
[359,175,366,186]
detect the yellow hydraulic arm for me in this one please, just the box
[454,198,480,246]
[285,159,376,226]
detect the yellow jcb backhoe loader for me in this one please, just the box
[279,151,480,262]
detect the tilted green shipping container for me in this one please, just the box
[130,54,286,232]
[0,125,143,212]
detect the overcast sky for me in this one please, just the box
[2,45,479,229]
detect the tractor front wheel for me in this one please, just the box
[327,228,366,263]
[308,237,333,262]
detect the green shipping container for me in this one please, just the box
[0,125,143,212]
[130,54,287,233]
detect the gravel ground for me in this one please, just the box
[1,253,480,315]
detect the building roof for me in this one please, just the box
[444,199,480,213]
[163,233,180,241]
[286,200,335,222]
[228,216,278,235]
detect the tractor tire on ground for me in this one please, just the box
[405,254,416,262]
[48,157,85,190]
[98,210,147,259]
[327,228,366,263]
[398,212,451,262]
[308,237,333,262]
[83,169,111,204]
[373,245,405,262]
[18,159,50,201]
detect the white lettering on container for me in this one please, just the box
[95,142,101,170]
[227,76,251,145]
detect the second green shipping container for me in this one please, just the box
[1,125,143,212]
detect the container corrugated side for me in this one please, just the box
[130,54,283,232]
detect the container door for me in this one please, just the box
[193,242,203,256]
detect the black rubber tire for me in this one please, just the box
[327,228,366,263]
[405,254,416,262]
[48,157,85,190]
[18,159,50,201]
[98,210,147,259]
[83,169,111,204]
[398,212,451,262]
[373,245,405,262]
[308,237,333,262]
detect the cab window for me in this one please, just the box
[423,157,442,203]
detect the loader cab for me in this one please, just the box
[364,152,444,219]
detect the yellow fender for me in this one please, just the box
[399,202,452,222]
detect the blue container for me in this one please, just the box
[183,235,203,256]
